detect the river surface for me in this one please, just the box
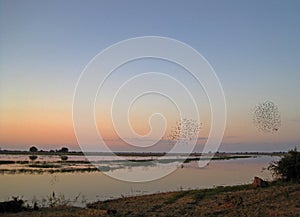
[0,155,278,207]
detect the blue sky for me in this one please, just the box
[0,0,300,151]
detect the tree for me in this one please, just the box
[58,147,69,153]
[269,148,300,182]
[29,146,38,152]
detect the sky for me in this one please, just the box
[0,0,300,152]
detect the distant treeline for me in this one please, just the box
[0,149,82,156]
[0,148,287,156]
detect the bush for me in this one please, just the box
[269,148,300,182]
[57,147,69,153]
[29,146,38,152]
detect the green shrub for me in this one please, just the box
[269,148,300,182]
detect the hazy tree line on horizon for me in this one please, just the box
[28,146,69,162]
[29,146,69,153]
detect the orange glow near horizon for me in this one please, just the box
[0,108,77,147]
[0,99,299,151]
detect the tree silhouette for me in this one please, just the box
[29,146,38,152]
[57,147,69,153]
[269,148,300,182]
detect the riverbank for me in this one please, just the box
[1,181,299,217]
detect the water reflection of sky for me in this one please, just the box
[0,155,277,207]
[0,154,280,174]
[0,154,191,162]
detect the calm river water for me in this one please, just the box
[0,155,278,207]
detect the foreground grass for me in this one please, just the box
[2,182,300,217]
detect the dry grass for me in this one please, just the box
[2,182,300,217]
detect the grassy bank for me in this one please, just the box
[2,182,299,217]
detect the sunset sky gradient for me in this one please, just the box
[0,0,300,152]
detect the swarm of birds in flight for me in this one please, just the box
[253,100,281,133]
[168,118,201,145]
